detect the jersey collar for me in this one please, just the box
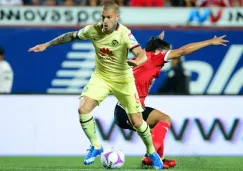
[115,22,120,31]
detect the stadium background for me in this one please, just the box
[0,4,243,171]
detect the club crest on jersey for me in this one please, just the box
[111,40,119,47]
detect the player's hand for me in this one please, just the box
[127,60,138,67]
[159,31,165,40]
[210,35,229,46]
[28,43,48,52]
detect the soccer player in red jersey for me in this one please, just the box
[114,32,228,168]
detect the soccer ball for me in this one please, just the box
[100,147,125,169]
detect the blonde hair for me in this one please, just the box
[101,0,119,14]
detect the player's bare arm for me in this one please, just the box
[127,46,147,67]
[167,35,229,60]
[28,31,78,52]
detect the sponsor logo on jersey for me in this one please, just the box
[99,48,114,57]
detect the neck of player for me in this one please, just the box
[104,22,118,34]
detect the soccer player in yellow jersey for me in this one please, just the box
[28,0,163,169]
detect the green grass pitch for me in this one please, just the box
[0,156,243,171]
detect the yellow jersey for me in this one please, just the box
[77,23,140,83]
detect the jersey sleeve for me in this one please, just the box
[124,30,140,51]
[76,25,92,40]
[164,50,171,62]
[152,50,171,66]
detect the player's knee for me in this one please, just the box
[78,105,91,114]
[166,115,172,124]
[131,120,143,129]
[160,114,172,124]
[129,115,143,128]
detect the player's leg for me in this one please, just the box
[142,108,176,168]
[127,111,163,169]
[79,73,111,165]
[114,103,135,131]
[79,96,99,148]
[146,109,171,129]
[111,82,163,169]
[147,109,171,156]
[150,112,176,168]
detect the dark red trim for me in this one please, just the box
[76,30,81,39]
[130,44,140,51]
[115,23,120,31]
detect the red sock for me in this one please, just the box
[151,121,170,158]
[157,145,164,159]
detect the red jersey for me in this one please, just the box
[133,51,170,106]
[197,0,231,6]
[130,0,164,7]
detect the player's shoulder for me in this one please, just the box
[93,22,103,30]
[149,50,171,63]
[161,50,170,56]
[0,61,12,71]
[117,23,131,34]
[156,50,172,62]
[85,23,102,31]
[79,23,101,33]
[154,50,170,56]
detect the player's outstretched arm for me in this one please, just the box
[28,31,79,52]
[167,35,229,60]
[127,46,147,67]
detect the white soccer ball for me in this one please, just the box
[100,147,125,169]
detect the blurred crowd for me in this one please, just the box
[0,0,242,7]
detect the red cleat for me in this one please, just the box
[141,156,170,169]
[162,158,176,168]
[142,155,152,165]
